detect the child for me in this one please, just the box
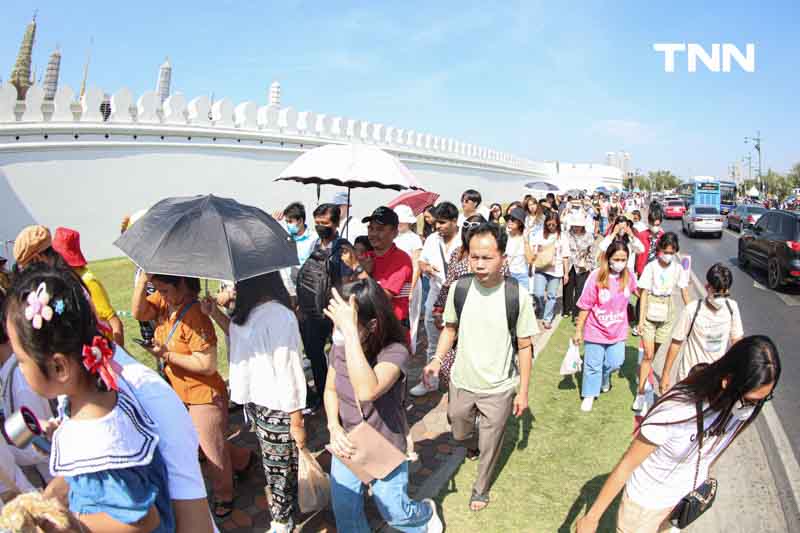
[634,232,690,415]
[5,267,174,532]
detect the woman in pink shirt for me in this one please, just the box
[573,241,637,412]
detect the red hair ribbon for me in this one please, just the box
[81,336,122,391]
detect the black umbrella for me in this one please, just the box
[114,195,298,282]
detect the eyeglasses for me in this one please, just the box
[462,220,482,230]
[739,392,774,408]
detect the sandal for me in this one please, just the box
[469,491,490,512]
[213,499,235,519]
[466,448,480,461]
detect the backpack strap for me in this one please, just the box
[453,274,475,323]
[504,276,520,352]
[686,300,703,338]
[725,299,734,317]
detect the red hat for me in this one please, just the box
[52,227,88,268]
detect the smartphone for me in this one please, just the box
[132,338,150,347]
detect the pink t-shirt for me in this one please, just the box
[578,269,637,344]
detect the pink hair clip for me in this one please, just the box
[24,282,54,330]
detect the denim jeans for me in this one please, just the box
[330,457,433,533]
[534,272,560,323]
[423,287,441,361]
[581,341,626,398]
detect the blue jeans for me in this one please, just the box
[330,457,433,533]
[581,341,626,398]
[600,216,609,234]
[534,272,560,323]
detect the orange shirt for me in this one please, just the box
[146,292,226,404]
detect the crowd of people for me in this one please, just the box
[0,185,781,533]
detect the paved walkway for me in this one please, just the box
[214,317,559,533]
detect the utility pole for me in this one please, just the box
[744,131,762,195]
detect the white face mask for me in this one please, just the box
[659,253,674,265]
[650,224,661,233]
[610,261,627,273]
[707,295,725,310]
[332,327,346,346]
[732,400,756,421]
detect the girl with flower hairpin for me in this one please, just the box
[3,267,174,532]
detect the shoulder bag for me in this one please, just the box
[534,240,556,270]
[668,401,718,528]
[331,378,408,484]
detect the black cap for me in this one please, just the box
[508,207,527,223]
[362,206,399,227]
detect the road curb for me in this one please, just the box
[683,253,800,531]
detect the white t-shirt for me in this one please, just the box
[113,347,207,500]
[638,259,689,297]
[0,438,35,496]
[672,299,744,381]
[599,234,645,273]
[420,232,460,301]
[627,400,740,509]
[0,355,53,482]
[530,230,569,277]
[229,301,306,412]
[505,235,528,276]
[394,231,423,259]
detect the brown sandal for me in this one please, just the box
[213,499,235,519]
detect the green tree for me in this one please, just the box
[787,163,800,189]
[648,170,681,192]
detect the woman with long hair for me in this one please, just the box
[132,274,252,519]
[201,272,305,533]
[421,205,437,240]
[523,197,545,236]
[598,216,645,274]
[488,203,504,225]
[530,210,569,329]
[576,336,780,533]
[324,279,443,532]
[573,241,636,411]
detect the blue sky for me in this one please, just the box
[2,1,798,179]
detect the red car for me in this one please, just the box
[665,200,686,219]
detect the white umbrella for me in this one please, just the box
[276,143,424,238]
[524,181,560,192]
[276,143,423,191]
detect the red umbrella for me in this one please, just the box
[387,190,440,216]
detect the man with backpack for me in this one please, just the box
[422,222,537,512]
[296,203,359,412]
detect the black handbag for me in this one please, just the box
[669,401,718,528]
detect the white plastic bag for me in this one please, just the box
[559,340,582,375]
[298,447,330,514]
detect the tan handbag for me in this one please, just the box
[329,384,408,484]
[646,294,671,323]
[534,241,556,270]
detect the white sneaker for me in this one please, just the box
[581,397,594,412]
[302,358,312,369]
[410,378,437,397]
[601,382,611,393]
[631,326,640,336]
[424,498,443,533]
[632,393,646,411]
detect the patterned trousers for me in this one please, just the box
[246,404,298,524]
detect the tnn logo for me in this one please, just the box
[653,43,755,73]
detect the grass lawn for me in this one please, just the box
[438,319,642,532]
[90,257,229,377]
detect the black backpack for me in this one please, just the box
[453,274,521,353]
[296,241,337,320]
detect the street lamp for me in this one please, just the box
[744,131,762,195]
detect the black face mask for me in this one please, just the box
[315,225,335,240]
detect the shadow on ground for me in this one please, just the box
[558,473,621,533]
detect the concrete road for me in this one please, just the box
[663,218,800,531]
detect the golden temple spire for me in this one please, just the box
[9,13,37,100]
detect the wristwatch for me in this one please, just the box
[353,265,365,275]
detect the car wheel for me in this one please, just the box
[738,245,749,269]
[716,232,722,239]
[768,258,784,289]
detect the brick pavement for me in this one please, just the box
[215,331,457,533]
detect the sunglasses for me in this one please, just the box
[462,220,482,230]
[739,392,774,408]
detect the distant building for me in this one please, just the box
[269,81,281,106]
[9,15,37,100]
[43,47,62,100]
[156,57,172,103]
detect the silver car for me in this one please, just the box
[682,205,724,238]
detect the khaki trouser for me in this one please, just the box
[447,383,515,496]
[616,489,673,533]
